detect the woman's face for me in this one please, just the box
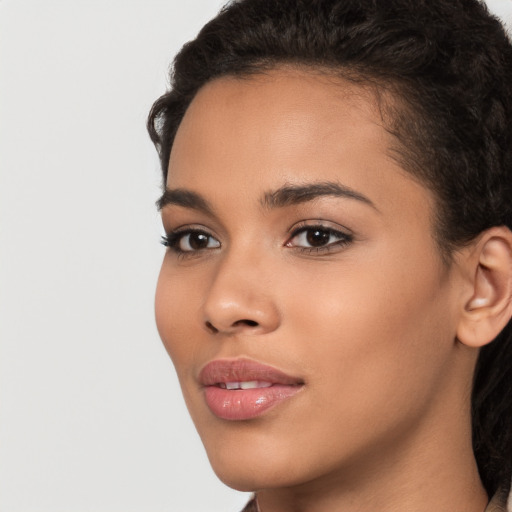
[156,70,465,491]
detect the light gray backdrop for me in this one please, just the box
[1,1,510,511]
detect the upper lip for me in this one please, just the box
[199,358,304,387]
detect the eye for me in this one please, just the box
[162,229,221,253]
[286,224,352,252]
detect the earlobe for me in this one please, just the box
[457,227,512,348]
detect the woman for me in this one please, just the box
[148,0,512,510]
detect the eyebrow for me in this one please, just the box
[157,181,377,214]
[261,182,377,210]
[157,188,214,215]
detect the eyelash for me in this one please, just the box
[161,224,353,257]
[161,228,220,256]
[286,224,353,254]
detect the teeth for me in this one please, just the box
[219,381,272,390]
[240,381,272,390]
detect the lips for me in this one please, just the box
[199,358,304,420]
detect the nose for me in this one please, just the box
[202,251,280,336]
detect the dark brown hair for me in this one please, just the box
[148,0,512,496]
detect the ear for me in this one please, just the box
[457,226,512,348]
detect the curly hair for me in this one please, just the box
[148,0,512,496]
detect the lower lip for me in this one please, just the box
[204,385,302,421]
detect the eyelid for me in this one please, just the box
[285,220,354,253]
[287,219,353,238]
[161,225,221,255]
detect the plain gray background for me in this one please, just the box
[1,1,511,511]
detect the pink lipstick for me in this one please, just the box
[199,358,304,421]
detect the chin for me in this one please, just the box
[210,459,295,492]
[213,470,262,493]
[198,429,289,490]
[202,433,323,492]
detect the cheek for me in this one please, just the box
[283,244,455,416]
[154,259,203,370]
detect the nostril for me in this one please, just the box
[204,318,260,334]
[205,321,219,334]
[233,319,259,327]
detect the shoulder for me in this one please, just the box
[240,497,258,512]
[485,489,509,512]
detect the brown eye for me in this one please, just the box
[163,230,221,253]
[182,232,211,251]
[179,232,220,252]
[305,229,331,247]
[286,225,352,252]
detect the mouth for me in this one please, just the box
[199,358,304,421]
[217,381,273,390]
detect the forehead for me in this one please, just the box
[172,69,387,159]
[167,68,431,219]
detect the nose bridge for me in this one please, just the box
[202,242,279,334]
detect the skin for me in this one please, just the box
[155,69,491,512]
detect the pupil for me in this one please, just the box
[190,233,209,250]
[306,229,330,247]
